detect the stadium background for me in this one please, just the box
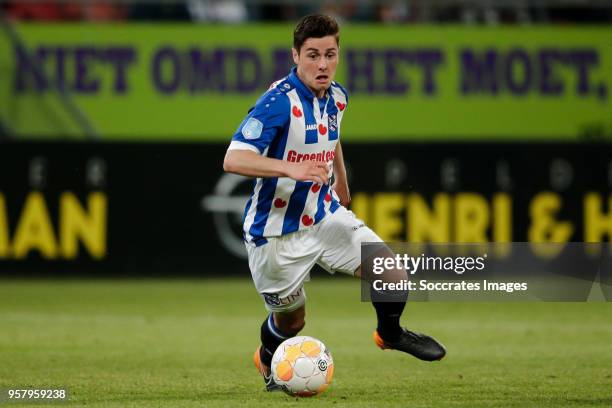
[1,1,611,407]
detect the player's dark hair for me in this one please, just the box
[293,14,339,53]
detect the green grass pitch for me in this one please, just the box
[1,278,611,407]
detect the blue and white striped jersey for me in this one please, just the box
[228,67,349,246]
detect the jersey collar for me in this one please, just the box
[288,67,329,100]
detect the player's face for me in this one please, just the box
[292,35,339,98]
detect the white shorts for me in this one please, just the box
[246,206,383,312]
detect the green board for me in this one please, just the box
[1,24,611,141]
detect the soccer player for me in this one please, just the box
[223,14,446,391]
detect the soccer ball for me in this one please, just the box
[271,336,334,397]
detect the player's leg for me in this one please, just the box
[318,206,446,361]
[354,259,408,345]
[257,305,306,375]
[317,208,406,342]
[253,303,306,392]
[274,306,306,334]
[246,231,319,390]
[356,260,445,361]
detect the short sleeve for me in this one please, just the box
[228,91,289,154]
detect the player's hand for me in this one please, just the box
[332,180,351,207]
[286,161,330,185]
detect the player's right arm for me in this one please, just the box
[224,150,329,185]
[223,88,328,184]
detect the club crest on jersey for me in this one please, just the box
[329,115,337,132]
[242,117,263,140]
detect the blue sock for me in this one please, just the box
[260,314,293,367]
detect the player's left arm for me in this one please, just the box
[332,141,351,207]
